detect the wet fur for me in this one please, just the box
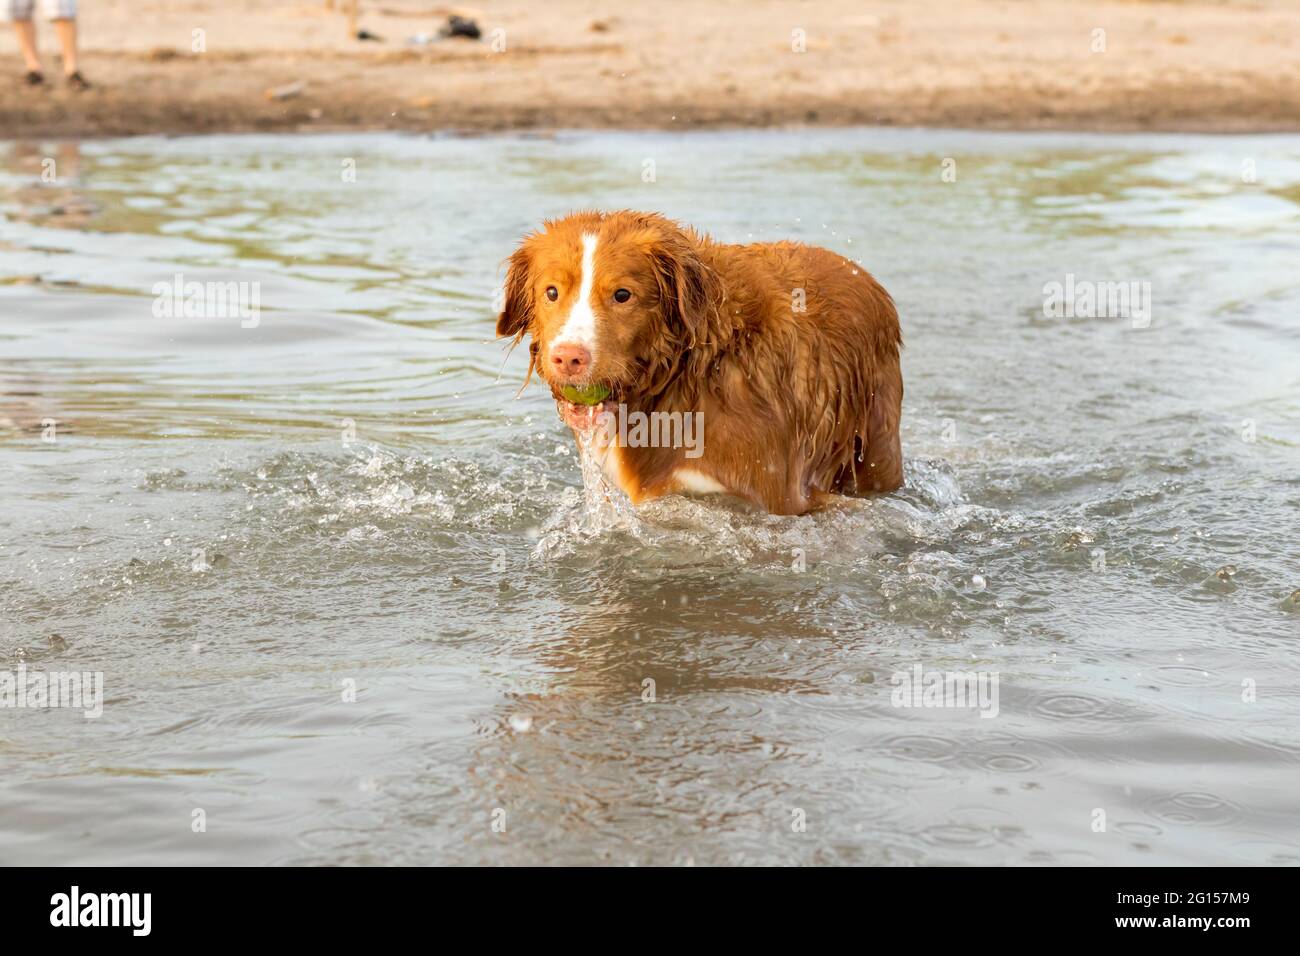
[498,210,903,515]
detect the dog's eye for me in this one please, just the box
[614,288,632,303]
[545,286,559,302]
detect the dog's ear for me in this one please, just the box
[496,245,534,341]
[651,236,723,348]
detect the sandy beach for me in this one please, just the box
[1,0,1298,137]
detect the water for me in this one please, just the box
[2,130,1298,866]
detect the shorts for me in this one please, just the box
[4,0,78,22]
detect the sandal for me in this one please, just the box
[65,71,90,90]
[24,70,44,86]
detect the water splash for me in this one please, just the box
[533,420,639,559]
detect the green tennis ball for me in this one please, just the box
[559,383,611,406]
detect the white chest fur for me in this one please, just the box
[673,468,727,495]
[584,435,729,502]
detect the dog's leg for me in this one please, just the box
[861,366,903,492]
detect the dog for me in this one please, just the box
[496,210,903,515]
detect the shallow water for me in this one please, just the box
[2,129,1298,866]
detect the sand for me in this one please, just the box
[1,0,1299,137]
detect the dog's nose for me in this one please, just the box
[550,343,591,377]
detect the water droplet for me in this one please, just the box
[508,714,533,733]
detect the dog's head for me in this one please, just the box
[496,211,722,402]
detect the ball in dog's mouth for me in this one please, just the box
[558,383,611,405]
[555,383,614,431]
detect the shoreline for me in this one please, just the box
[2,1,1299,139]
[6,81,1298,140]
[13,124,1300,147]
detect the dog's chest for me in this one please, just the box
[592,440,729,502]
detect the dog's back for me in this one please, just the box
[697,240,904,504]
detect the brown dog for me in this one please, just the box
[497,210,903,515]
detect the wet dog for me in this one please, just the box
[497,210,903,515]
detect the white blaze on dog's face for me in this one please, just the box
[547,232,601,382]
[496,211,719,398]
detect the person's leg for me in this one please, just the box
[43,0,84,84]
[51,17,76,75]
[8,1,44,76]
[13,20,42,73]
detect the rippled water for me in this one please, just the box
[2,130,1298,865]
